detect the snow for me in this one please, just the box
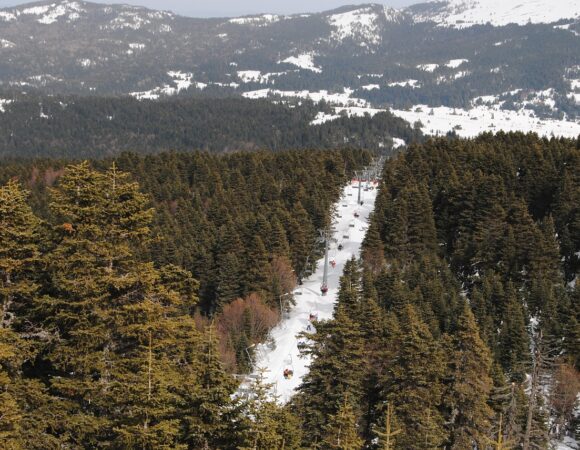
[77,58,93,68]
[390,103,580,138]
[229,14,282,26]
[361,84,380,90]
[280,54,322,73]
[416,0,580,28]
[555,436,579,450]
[446,58,469,68]
[392,137,406,148]
[242,88,369,108]
[0,39,15,48]
[328,7,382,45]
[0,99,12,113]
[0,11,16,21]
[167,71,194,91]
[237,70,263,83]
[388,79,420,88]
[310,111,341,125]
[244,182,378,403]
[109,12,151,30]
[237,70,289,84]
[417,63,439,72]
[20,1,84,24]
[554,22,580,37]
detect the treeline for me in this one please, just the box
[0,96,420,158]
[290,132,580,448]
[0,148,372,373]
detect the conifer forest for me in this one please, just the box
[0,132,578,449]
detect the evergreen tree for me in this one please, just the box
[321,396,364,450]
[380,304,447,450]
[0,180,42,449]
[442,301,493,449]
[497,284,529,381]
[240,370,302,450]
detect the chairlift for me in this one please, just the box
[342,233,349,239]
[354,212,360,218]
[337,243,343,251]
[283,368,294,379]
[321,283,328,295]
[330,259,336,268]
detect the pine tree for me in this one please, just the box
[37,163,203,447]
[0,180,42,449]
[380,304,447,450]
[497,284,529,381]
[240,369,302,450]
[321,396,364,450]
[182,322,244,449]
[374,403,402,450]
[442,301,493,449]
[296,307,366,445]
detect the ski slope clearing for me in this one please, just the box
[249,182,378,403]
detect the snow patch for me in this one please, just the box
[388,79,421,88]
[446,58,469,68]
[0,99,13,113]
[417,63,439,72]
[242,88,369,108]
[0,39,15,48]
[77,58,93,68]
[361,84,380,90]
[229,14,282,26]
[328,7,382,45]
[0,11,16,21]
[280,54,322,73]
[390,103,580,138]
[415,0,580,29]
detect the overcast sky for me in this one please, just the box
[0,0,418,17]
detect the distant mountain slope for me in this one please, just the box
[0,0,577,121]
[411,0,580,28]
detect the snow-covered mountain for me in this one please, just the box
[411,0,580,28]
[0,0,578,130]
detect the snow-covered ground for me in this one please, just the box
[416,0,580,28]
[245,182,378,403]
[280,54,321,73]
[390,104,580,138]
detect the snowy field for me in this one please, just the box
[244,181,377,403]
[390,104,580,139]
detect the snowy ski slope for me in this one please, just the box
[247,180,378,403]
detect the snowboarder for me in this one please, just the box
[338,244,343,251]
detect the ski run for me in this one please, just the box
[240,177,378,404]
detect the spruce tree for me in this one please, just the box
[442,301,493,449]
[380,304,447,450]
[0,180,42,449]
[321,396,364,450]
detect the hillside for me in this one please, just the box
[0,0,577,127]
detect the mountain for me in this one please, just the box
[0,0,578,128]
[411,0,580,28]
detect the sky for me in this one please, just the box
[0,0,418,17]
